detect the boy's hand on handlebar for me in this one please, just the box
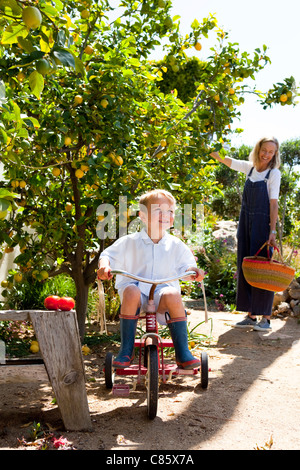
[97,266,113,280]
[185,267,205,282]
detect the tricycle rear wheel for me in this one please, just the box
[104,352,115,389]
[146,345,159,419]
[200,351,208,389]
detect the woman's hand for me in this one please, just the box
[210,151,232,168]
[268,232,277,248]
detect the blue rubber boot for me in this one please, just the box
[167,317,200,370]
[113,314,139,369]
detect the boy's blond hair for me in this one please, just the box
[139,189,176,212]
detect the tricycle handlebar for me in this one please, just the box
[110,269,197,285]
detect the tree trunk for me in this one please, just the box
[73,272,89,341]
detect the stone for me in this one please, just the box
[212,220,237,252]
[288,287,300,300]
[273,290,290,308]
[292,304,300,316]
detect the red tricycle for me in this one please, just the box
[103,270,209,419]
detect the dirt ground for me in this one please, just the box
[0,305,299,451]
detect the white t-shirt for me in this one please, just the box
[230,158,281,200]
[100,229,196,296]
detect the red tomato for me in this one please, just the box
[44,295,61,310]
[58,296,75,311]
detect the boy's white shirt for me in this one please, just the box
[229,158,281,200]
[100,228,196,296]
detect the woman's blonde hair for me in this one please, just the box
[249,137,281,169]
[139,189,176,211]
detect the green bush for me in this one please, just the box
[184,224,237,309]
[1,273,76,310]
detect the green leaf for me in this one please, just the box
[0,199,10,211]
[52,48,75,68]
[74,56,86,77]
[0,189,17,200]
[191,19,200,29]
[0,0,22,15]
[17,37,35,53]
[127,58,141,67]
[2,24,28,45]
[23,116,40,129]
[28,71,44,99]
[17,127,29,138]
[0,127,8,144]
[40,3,59,17]
[122,69,134,77]
[0,80,5,103]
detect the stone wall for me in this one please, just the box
[273,277,300,318]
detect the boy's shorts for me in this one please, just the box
[118,284,173,325]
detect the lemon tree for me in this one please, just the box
[0,0,298,337]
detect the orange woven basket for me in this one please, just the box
[242,242,295,292]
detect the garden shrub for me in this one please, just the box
[183,223,237,310]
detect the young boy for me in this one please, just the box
[97,189,204,369]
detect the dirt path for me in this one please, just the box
[0,308,299,451]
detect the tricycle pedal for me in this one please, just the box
[112,384,130,397]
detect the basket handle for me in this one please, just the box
[254,241,284,263]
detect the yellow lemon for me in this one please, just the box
[17,71,26,82]
[75,168,84,178]
[22,6,42,29]
[30,342,39,353]
[195,42,202,51]
[280,94,287,103]
[84,45,94,55]
[52,167,61,177]
[114,155,123,166]
[11,180,19,188]
[81,9,90,19]
[100,99,109,108]
[14,273,22,282]
[74,95,83,105]
[82,345,91,355]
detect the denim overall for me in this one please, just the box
[236,167,274,316]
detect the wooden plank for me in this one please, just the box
[0,364,49,384]
[0,309,57,322]
[29,310,92,431]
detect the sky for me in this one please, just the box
[164,0,300,148]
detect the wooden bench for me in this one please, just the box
[0,309,92,431]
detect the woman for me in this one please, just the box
[210,137,281,331]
